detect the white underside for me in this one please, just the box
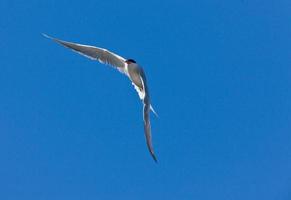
[132,82,145,100]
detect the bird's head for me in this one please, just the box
[125,59,136,64]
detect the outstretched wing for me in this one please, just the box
[143,101,158,162]
[139,72,157,162]
[43,34,126,74]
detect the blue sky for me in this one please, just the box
[0,0,290,199]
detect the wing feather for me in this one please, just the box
[43,34,126,74]
[143,101,157,162]
[140,72,157,162]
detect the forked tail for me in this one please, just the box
[150,105,158,117]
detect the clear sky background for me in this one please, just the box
[0,0,290,199]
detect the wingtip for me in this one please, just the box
[153,157,158,163]
[42,33,58,43]
[42,33,66,47]
[42,33,52,39]
[151,152,158,163]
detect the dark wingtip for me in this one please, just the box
[42,34,70,50]
[151,152,158,163]
[42,33,62,43]
[42,33,61,44]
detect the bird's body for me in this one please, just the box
[43,34,157,162]
[126,62,147,99]
[127,63,143,88]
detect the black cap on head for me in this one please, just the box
[126,59,136,64]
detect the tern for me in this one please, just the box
[43,34,158,162]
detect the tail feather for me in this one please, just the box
[150,105,158,117]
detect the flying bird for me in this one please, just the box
[43,34,158,162]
